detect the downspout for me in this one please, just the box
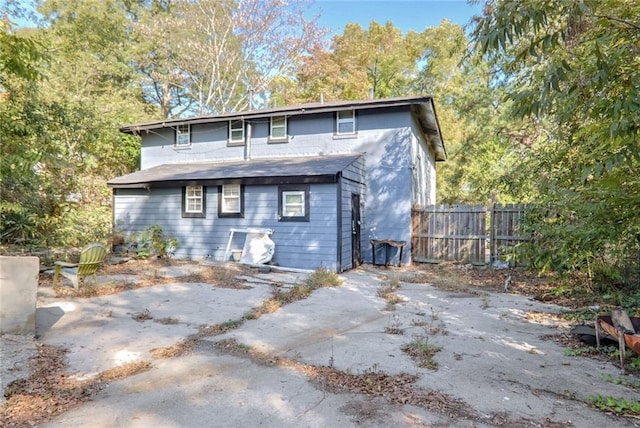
[245,121,252,160]
[336,172,342,272]
[111,188,116,239]
[245,88,254,161]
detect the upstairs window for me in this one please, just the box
[218,184,244,218]
[278,185,309,222]
[269,116,288,142]
[176,124,191,147]
[182,185,206,218]
[336,110,355,135]
[229,120,245,145]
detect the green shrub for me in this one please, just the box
[131,225,179,258]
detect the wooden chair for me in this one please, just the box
[53,243,107,289]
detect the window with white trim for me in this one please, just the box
[336,110,355,135]
[176,124,191,147]
[182,185,206,218]
[229,120,245,145]
[283,191,304,216]
[218,184,244,217]
[278,185,309,222]
[269,116,287,141]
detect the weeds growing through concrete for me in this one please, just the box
[402,337,442,370]
[183,271,206,282]
[411,307,448,336]
[385,314,404,335]
[588,394,640,416]
[244,267,342,320]
[150,320,247,359]
[599,373,640,391]
[304,266,343,288]
[480,294,490,309]
[154,317,179,325]
[212,338,474,419]
[378,276,402,310]
[132,309,152,322]
[243,310,258,320]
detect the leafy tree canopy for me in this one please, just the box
[134,0,324,117]
[472,0,640,281]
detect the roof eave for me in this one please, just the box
[414,100,447,162]
[119,96,436,135]
[108,174,340,189]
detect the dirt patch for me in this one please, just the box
[404,262,635,313]
[405,263,551,298]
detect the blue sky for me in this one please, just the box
[6,0,483,33]
[308,0,483,35]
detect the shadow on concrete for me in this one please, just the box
[36,306,65,337]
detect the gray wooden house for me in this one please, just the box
[108,96,446,272]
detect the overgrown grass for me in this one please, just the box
[559,307,600,322]
[563,347,597,357]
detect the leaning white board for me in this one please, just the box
[240,231,275,264]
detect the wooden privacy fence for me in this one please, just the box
[411,204,529,265]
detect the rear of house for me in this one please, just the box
[108,96,445,271]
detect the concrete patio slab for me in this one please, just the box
[36,281,273,378]
[3,265,638,427]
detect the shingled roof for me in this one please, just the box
[108,154,363,189]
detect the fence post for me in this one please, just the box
[489,201,496,264]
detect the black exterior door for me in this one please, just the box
[351,193,362,267]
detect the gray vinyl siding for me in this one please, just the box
[141,107,413,166]
[356,110,414,265]
[249,107,411,159]
[113,183,339,271]
[126,104,436,269]
[140,123,245,169]
[248,109,416,264]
